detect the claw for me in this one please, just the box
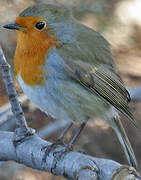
[41,122,73,162]
[41,139,65,161]
[42,122,86,162]
[53,144,72,160]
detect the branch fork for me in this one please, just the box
[0,45,34,143]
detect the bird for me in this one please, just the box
[3,3,137,168]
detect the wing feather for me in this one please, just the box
[64,60,136,127]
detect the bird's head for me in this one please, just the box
[3,3,72,37]
[2,4,72,86]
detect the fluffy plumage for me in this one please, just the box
[4,3,137,168]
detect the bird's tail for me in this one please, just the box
[112,117,137,168]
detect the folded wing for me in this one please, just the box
[64,60,136,127]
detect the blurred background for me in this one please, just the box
[0,0,141,179]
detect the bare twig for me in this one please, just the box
[0,94,28,130]
[0,94,69,138]
[0,45,34,141]
[0,94,28,116]
[0,130,140,180]
[128,87,141,101]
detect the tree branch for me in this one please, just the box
[0,45,34,141]
[0,98,69,138]
[0,94,28,131]
[128,87,141,101]
[0,45,140,180]
[0,130,139,180]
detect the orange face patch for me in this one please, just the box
[14,16,59,86]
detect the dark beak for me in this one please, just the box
[3,23,23,30]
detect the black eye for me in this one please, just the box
[35,22,45,30]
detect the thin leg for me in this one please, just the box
[67,122,86,149]
[42,121,73,160]
[57,121,73,142]
[52,122,86,160]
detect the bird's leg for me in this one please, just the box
[56,121,73,144]
[53,122,86,159]
[42,122,73,159]
[66,122,86,150]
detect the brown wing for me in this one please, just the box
[64,60,136,127]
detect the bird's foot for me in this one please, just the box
[52,122,86,160]
[42,139,65,162]
[42,122,73,162]
[52,143,73,161]
[49,144,73,174]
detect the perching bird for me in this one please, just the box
[3,3,137,168]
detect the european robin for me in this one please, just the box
[3,3,137,168]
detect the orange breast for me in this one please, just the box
[14,16,59,86]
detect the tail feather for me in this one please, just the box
[112,118,137,168]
